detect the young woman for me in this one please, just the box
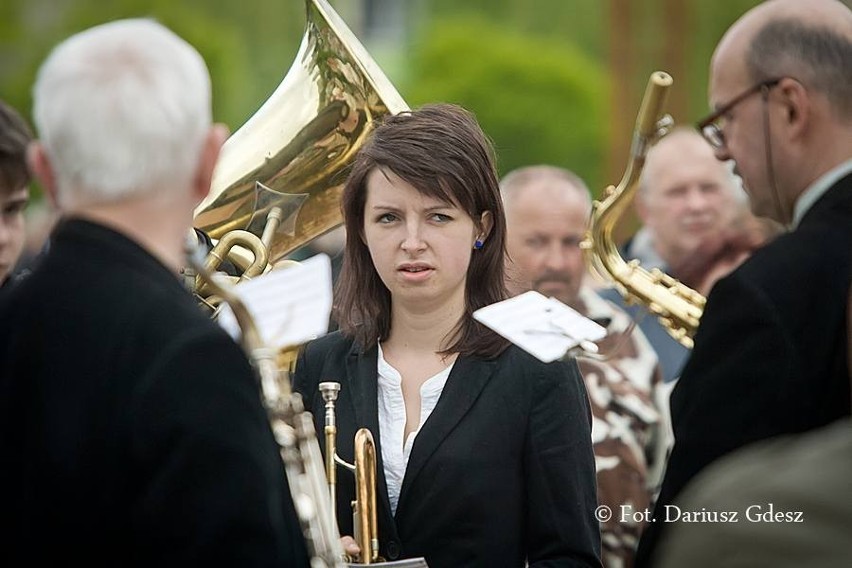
[293,103,601,567]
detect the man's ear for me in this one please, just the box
[192,123,229,205]
[778,77,810,141]
[27,142,59,208]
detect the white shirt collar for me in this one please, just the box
[792,159,852,228]
[376,343,453,516]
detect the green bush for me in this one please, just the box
[401,16,607,194]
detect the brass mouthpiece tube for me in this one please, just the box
[317,382,382,564]
[319,382,341,526]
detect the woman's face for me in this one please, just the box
[362,168,487,312]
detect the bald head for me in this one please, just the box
[638,128,743,269]
[713,0,852,119]
[501,165,592,308]
[640,128,740,199]
[501,165,592,215]
[706,0,852,223]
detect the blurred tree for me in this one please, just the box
[0,0,786,214]
[0,0,314,201]
[424,0,606,62]
[401,16,607,195]
[0,0,309,131]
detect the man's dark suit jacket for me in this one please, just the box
[293,332,602,568]
[0,219,308,567]
[636,175,852,566]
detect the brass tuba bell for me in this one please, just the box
[193,0,409,266]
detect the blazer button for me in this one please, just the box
[386,540,400,560]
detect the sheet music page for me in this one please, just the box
[216,253,332,349]
[473,291,606,363]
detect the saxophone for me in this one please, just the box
[582,72,706,348]
[187,238,346,568]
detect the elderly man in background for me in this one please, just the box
[502,165,668,568]
[601,127,779,383]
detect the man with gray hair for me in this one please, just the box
[602,127,777,384]
[636,0,852,564]
[0,20,308,566]
[502,165,668,568]
[632,128,744,270]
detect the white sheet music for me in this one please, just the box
[216,253,332,349]
[473,291,607,363]
[348,560,428,567]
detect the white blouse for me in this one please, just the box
[376,344,453,516]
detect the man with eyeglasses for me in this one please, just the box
[636,0,852,565]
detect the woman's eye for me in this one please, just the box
[377,213,397,223]
[430,213,452,222]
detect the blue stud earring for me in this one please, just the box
[474,239,484,250]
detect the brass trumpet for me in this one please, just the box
[319,382,382,565]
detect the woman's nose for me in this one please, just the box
[400,222,426,252]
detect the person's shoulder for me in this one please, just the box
[728,222,847,298]
[494,343,579,382]
[301,330,356,361]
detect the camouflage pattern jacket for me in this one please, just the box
[575,286,671,568]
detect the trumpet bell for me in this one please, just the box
[194,0,408,262]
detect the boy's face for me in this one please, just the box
[0,185,29,283]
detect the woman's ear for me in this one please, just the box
[477,210,494,243]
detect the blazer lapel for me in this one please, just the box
[396,354,497,515]
[345,344,399,542]
[345,344,380,434]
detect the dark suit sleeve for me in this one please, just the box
[526,357,602,567]
[292,342,317,407]
[129,328,308,567]
[636,271,798,566]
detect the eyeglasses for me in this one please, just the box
[696,78,782,150]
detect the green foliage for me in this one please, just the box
[402,16,607,194]
[0,0,311,201]
[0,0,775,205]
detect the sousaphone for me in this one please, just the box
[194,0,408,267]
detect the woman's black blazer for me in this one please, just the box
[293,331,602,568]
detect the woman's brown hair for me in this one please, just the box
[335,103,510,358]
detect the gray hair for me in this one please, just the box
[747,18,852,119]
[500,164,592,215]
[32,19,212,208]
[638,127,743,201]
